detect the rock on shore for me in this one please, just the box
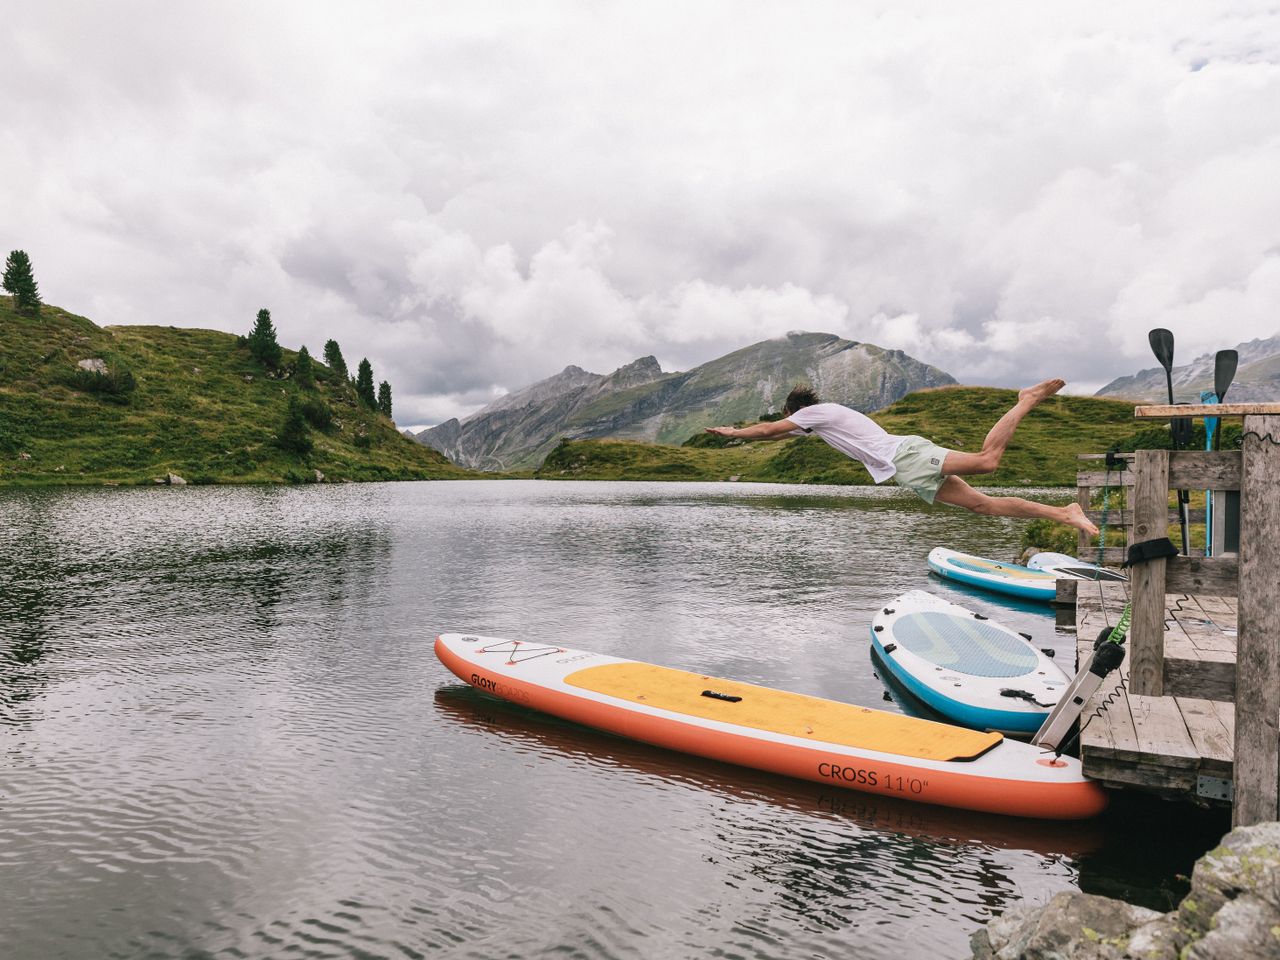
[971,822,1280,959]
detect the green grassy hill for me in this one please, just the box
[0,300,474,485]
[537,386,1151,486]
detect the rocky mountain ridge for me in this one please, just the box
[416,332,955,470]
[1095,333,1280,402]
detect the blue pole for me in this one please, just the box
[1201,390,1219,556]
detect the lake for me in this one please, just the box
[0,480,1226,959]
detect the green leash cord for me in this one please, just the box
[1104,602,1132,646]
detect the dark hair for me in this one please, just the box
[782,385,820,416]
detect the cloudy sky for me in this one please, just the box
[4,3,1278,426]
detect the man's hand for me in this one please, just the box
[705,426,738,437]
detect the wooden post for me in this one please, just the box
[1129,449,1169,697]
[1234,415,1280,826]
[1077,484,1092,559]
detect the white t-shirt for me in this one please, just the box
[785,403,906,483]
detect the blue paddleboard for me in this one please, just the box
[871,590,1067,735]
[927,547,1059,602]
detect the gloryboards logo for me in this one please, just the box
[471,673,531,704]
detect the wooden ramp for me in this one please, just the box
[1074,581,1238,801]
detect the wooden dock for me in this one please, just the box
[1071,580,1238,802]
[1063,404,1278,823]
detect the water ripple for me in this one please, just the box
[0,481,1225,959]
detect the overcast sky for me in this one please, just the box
[4,3,1278,426]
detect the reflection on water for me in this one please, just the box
[0,480,1226,960]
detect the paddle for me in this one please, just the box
[1214,349,1239,410]
[1148,328,1190,553]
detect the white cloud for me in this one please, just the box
[3,2,1279,423]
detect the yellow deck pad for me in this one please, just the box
[564,662,1002,762]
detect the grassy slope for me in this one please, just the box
[0,300,474,485]
[536,386,1146,487]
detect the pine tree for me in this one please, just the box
[295,344,315,388]
[323,339,348,379]
[248,308,282,369]
[277,394,313,455]
[3,250,41,314]
[377,380,392,418]
[355,358,376,409]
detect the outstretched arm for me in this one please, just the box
[705,418,800,441]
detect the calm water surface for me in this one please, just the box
[0,481,1226,960]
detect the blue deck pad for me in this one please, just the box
[891,612,1039,678]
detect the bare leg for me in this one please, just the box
[941,378,1065,477]
[934,476,1099,537]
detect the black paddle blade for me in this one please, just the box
[1148,328,1175,372]
[1215,349,1239,404]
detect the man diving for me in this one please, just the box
[705,379,1099,537]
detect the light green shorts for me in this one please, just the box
[891,435,952,504]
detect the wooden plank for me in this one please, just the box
[1136,403,1280,418]
[1130,449,1170,696]
[1084,509,1206,525]
[1165,658,1236,703]
[1129,693,1200,768]
[1165,556,1240,597]
[1078,471,1135,488]
[1168,451,1242,490]
[1077,485,1092,560]
[1234,414,1280,826]
[1176,697,1234,779]
[1055,578,1077,607]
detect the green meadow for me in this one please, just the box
[0,300,474,485]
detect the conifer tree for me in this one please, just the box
[355,358,376,409]
[323,339,348,379]
[248,308,283,369]
[377,380,392,418]
[295,344,315,388]
[277,394,313,455]
[3,250,41,314]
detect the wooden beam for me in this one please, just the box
[1077,471,1135,488]
[1129,449,1169,696]
[1165,556,1239,597]
[1168,451,1242,490]
[1136,403,1280,419]
[1234,415,1280,826]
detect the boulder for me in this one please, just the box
[166,473,187,486]
[971,891,1158,960]
[313,469,325,483]
[77,358,108,374]
[972,823,1280,960]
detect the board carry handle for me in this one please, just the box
[700,690,743,703]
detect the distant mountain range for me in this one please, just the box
[416,332,956,470]
[1095,334,1280,402]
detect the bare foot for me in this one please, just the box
[1018,378,1066,407]
[1064,502,1099,537]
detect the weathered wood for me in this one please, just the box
[1084,509,1206,525]
[1165,657,1236,702]
[1130,449,1170,696]
[1168,451,1242,490]
[1129,693,1200,768]
[1077,485,1092,560]
[1164,556,1240,597]
[1055,578,1077,607]
[1177,697,1234,779]
[1136,403,1280,418]
[1077,471,1136,488]
[1234,415,1280,827]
